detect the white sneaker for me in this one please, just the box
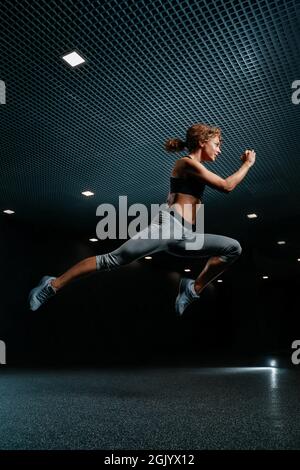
[175,278,199,316]
[28,276,57,311]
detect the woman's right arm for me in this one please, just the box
[185,150,256,193]
[225,159,254,192]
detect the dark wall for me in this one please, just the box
[0,215,299,366]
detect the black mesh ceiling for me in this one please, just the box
[1,0,300,238]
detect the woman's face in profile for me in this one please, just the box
[201,136,222,162]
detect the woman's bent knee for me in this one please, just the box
[219,239,242,264]
[233,239,242,257]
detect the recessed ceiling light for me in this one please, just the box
[3,209,15,214]
[62,51,85,67]
[145,256,152,260]
[89,238,98,242]
[262,276,269,279]
[217,279,223,283]
[277,241,286,245]
[247,213,257,219]
[298,258,300,262]
[82,191,94,197]
[184,268,191,272]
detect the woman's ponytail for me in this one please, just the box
[164,138,186,153]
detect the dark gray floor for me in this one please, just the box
[0,367,300,450]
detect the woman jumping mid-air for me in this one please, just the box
[29,123,256,316]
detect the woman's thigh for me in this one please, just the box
[167,233,240,261]
[109,222,171,264]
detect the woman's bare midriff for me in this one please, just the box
[167,193,201,225]
[167,157,202,225]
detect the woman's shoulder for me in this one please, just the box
[171,156,202,177]
[171,158,187,177]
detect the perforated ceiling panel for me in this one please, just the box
[1,0,300,237]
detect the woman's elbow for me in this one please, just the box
[223,181,234,193]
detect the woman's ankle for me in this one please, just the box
[51,278,60,291]
[191,281,202,297]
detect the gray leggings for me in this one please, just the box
[96,209,242,271]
